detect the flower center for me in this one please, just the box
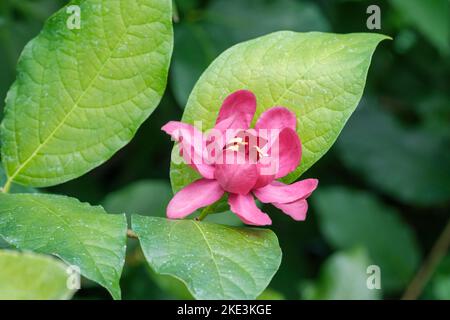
[226,137,247,152]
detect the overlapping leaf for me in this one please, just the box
[132,215,281,299]
[0,193,127,299]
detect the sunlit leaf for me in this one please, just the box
[0,0,173,187]
[0,164,36,194]
[170,31,388,196]
[0,249,75,300]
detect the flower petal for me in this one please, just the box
[162,121,214,179]
[255,106,297,131]
[270,127,302,179]
[215,90,257,130]
[228,193,272,226]
[272,199,308,221]
[214,150,258,195]
[253,163,276,189]
[167,179,224,219]
[253,179,318,204]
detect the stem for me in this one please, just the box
[196,206,212,221]
[402,218,450,300]
[127,229,138,239]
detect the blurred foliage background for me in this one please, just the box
[0,0,449,300]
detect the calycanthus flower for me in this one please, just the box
[162,90,318,226]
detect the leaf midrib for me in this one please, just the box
[6,15,131,185]
[191,221,226,298]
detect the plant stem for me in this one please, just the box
[196,206,212,221]
[402,218,450,300]
[127,229,138,239]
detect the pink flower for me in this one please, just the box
[162,90,318,226]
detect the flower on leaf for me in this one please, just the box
[162,90,318,226]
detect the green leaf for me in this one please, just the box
[0,164,36,193]
[302,248,381,300]
[132,215,282,300]
[313,187,421,292]
[170,31,388,195]
[337,104,450,206]
[390,0,449,54]
[257,288,285,300]
[0,249,74,300]
[147,267,194,299]
[0,0,173,188]
[0,249,75,300]
[0,193,127,299]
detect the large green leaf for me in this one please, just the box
[0,193,127,299]
[170,31,388,194]
[0,0,173,188]
[0,164,36,193]
[337,103,450,206]
[302,248,381,300]
[0,249,74,300]
[132,215,282,300]
[313,187,421,292]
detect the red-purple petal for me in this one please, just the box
[215,90,257,130]
[253,163,276,189]
[167,179,224,219]
[272,199,308,221]
[255,107,297,131]
[214,150,258,195]
[162,121,214,179]
[228,193,272,226]
[253,179,318,204]
[271,127,302,179]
